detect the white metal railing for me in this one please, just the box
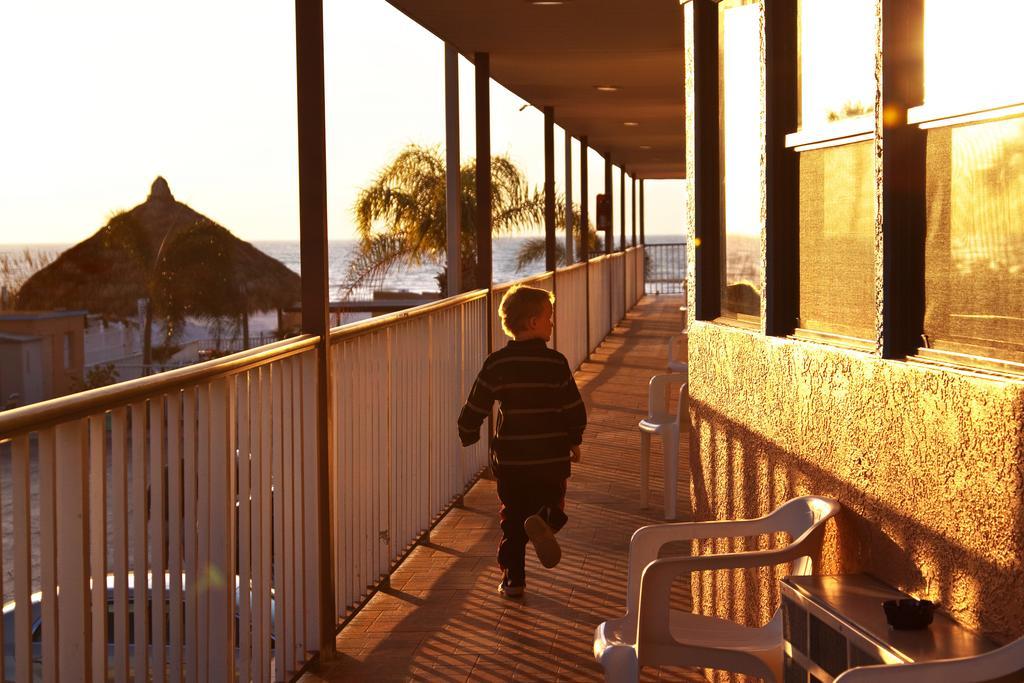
[0,245,646,683]
[0,336,324,682]
[328,292,489,616]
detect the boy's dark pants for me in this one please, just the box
[496,470,568,584]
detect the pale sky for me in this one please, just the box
[0,0,686,245]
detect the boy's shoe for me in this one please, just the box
[525,514,562,569]
[498,574,525,598]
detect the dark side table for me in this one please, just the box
[781,574,995,682]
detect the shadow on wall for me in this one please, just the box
[687,400,1024,651]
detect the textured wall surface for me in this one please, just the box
[688,320,1024,644]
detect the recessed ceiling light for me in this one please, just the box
[594,85,620,92]
[530,1,565,5]
[623,121,640,127]
[640,145,652,150]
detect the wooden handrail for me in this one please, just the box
[0,335,319,440]
[328,288,488,343]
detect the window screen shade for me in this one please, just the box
[797,142,877,340]
[924,117,1024,363]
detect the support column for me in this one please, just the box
[631,177,637,246]
[640,178,646,244]
[294,0,335,658]
[580,139,590,262]
[580,136,590,356]
[564,133,574,264]
[764,0,799,336]
[604,155,613,253]
[693,0,722,321]
[879,0,925,357]
[544,106,557,272]
[475,53,492,294]
[475,52,494,358]
[620,167,626,252]
[444,44,462,296]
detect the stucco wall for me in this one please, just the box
[688,320,1024,644]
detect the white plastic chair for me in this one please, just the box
[594,496,841,683]
[638,372,687,520]
[667,334,687,373]
[833,635,1024,682]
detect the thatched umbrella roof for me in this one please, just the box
[17,178,301,321]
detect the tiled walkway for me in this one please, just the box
[303,295,702,682]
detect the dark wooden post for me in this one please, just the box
[544,106,557,272]
[640,178,646,244]
[604,155,613,253]
[294,0,336,658]
[580,136,590,355]
[764,0,799,336]
[475,53,492,293]
[580,137,590,263]
[631,177,637,246]
[693,0,721,321]
[619,167,626,252]
[475,52,493,352]
[880,0,926,358]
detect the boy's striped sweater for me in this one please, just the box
[458,338,587,477]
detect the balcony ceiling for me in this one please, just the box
[384,0,686,179]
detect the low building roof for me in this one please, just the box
[0,310,88,321]
[0,331,42,343]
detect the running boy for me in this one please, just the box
[457,285,587,598]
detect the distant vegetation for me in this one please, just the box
[0,249,56,308]
[342,143,593,297]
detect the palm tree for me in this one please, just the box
[512,229,605,273]
[342,144,590,296]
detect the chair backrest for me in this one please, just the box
[647,372,688,422]
[766,496,841,576]
[834,634,1024,682]
[676,383,688,427]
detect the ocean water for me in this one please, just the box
[3,233,686,299]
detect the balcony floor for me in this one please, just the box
[303,294,700,682]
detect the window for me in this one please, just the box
[797,142,876,342]
[922,117,1024,365]
[798,0,874,133]
[916,1,1024,368]
[718,0,763,324]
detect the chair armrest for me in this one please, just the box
[636,547,806,649]
[647,372,688,420]
[667,334,687,367]
[624,517,789,616]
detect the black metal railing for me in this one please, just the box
[644,242,687,294]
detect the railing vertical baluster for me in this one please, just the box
[55,420,90,683]
[207,377,234,682]
[238,372,252,683]
[89,415,108,683]
[302,351,322,656]
[111,407,129,683]
[39,428,57,683]
[289,356,306,660]
[259,365,274,683]
[271,360,285,681]
[130,400,150,682]
[168,391,184,683]
[12,435,31,683]
[282,357,296,674]
[197,383,211,683]
[183,388,199,683]
[150,395,167,683]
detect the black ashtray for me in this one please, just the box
[883,598,937,630]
